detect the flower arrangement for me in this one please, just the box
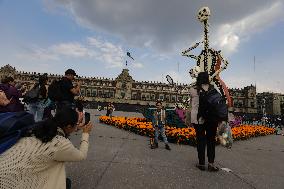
[99,116,275,145]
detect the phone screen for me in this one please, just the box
[84,112,90,125]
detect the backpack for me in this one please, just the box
[48,79,63,101]
[198,85,228,122]
[0,90,11,106]
[23,84,40,103]
[0,111,35,154]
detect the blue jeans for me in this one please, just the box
[28,100,45,122]
[154,124,168,144]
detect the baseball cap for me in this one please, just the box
[65,69,78,76]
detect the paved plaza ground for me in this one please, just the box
[66,110,284,189]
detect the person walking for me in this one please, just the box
[151,100,171,150]
[0,107,93,189]
[106,102,114,117]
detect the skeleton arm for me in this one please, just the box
[181,42,202,60]
[183,54,198,60]
[209,51,229,79]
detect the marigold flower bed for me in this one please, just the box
[99,116,275,145]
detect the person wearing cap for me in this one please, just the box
[56,69,81,111]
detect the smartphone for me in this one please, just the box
[84,112,90,125]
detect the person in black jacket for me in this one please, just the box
[194,72,228,172]
[56,69,81,112]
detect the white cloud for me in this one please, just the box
[51,42,95,57]
[87,37,124,68]
[213,1,284,55]
[45,0,283,54]
[132,62,144,68]
[17,36,131,68]
[17,47,59,61]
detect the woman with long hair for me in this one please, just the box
[0,107,93,189]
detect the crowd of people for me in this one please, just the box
[0,69,93,189]
[0,68,281,188]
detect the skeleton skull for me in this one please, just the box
[189,66,201,78]
[197,7,210,22]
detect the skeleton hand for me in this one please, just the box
[224,59,229,69]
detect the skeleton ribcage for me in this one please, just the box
[197,49,230,105]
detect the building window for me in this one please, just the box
[132,93,137,100]
[121,92,125,99]
[98,91,102,97]
[146,95,150,100]
[86,90,91,97]
[165,95,169,101]
[92,90,97,97]
[159,95,164,100]
[81,89,85,96]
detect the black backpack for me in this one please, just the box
[23,84,40,103]
[198,85,228,122]
[0,111,35,154]
[48,80,63,101]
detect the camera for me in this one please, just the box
[84,112,90,125]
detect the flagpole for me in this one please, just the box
[254,56,256,87]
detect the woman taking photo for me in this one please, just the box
[0,107,93,189]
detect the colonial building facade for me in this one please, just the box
[229,85,257,114]
[1,64,283,115]
[256,92,284,116]
[0,65,189,107]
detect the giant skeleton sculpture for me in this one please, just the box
[182,7,232,107]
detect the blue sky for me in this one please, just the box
[0,0,283,93]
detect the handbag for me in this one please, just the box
[217,122,233,148]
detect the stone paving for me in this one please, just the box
[66,110,284,189]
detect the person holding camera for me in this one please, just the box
[0,107,93,189]
[55,69,82,112]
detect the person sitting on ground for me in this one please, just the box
[151,100,171,150]
[56,69,81,111]
[0,107,93,189]
[0,76,24,112]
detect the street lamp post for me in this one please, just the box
[261,98,267,125]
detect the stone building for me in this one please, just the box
[0,65,189,107]
[256,92,284,116]
[229,85,257,113]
